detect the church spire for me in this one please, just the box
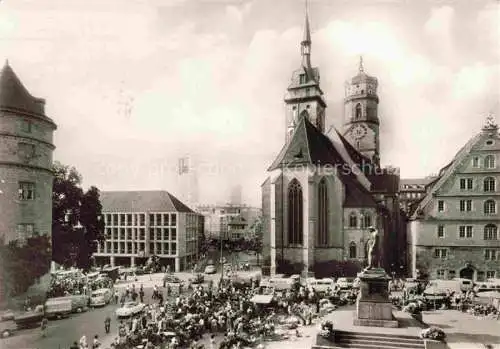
[301,0,312,69]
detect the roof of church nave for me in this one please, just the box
[0,60,47,117]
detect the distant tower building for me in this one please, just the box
[229,184,242,205]
[0,61,57,244]
[177,156,199,209]
[343,56,380,167]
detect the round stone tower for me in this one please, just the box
[0,61,57,244]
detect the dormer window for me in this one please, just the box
[299,74,306,84]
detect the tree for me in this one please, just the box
[52,162,105,271]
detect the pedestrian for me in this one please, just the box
[210,334,216,349]
[92,335,100,349]
[104,315,111,334]
[139,287,144,303]
[40,316,48,337]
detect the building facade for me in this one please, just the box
[399,178,436,214]
[261,11,405,278]
[0,61,57,244]
[408,117,500,281]
[196,204,261,240]
[94,191,204,272]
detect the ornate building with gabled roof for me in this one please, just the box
[408,116,500,281]
[0,61,57,244]
[261,10,405,278]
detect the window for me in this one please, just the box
[355,103,362,119]
[485,140,494,146]
[18,142,35,160]
[448,270,456,280]
[472,157,480,168]
[317,178,328,246]
[486,271,496,279]
[434,248,447,259]
[458,225,473,239]
[349,213,357,228]
[171,214,177,226]
[149,228,155,241]
[459,200,472,212]
[163,214,170,226]
[484,224,498,240]
[156,214,162,226]
[484,249,497,261]
[484,155,495,169]
[459,178,473,190]
[437,225,445,238]
[139,214,145,226]
[171,243,177,255]
[17,224,34,240]
[299,73,306,84]
[483,177,495,192]
[287,179,303,245]
[126,214,132,226]
[171,228,177,241]
[437,200,445,212]
[436,270,445,280]
[477,271,485,282]
[18,182,35,200]
[149,214,155,226]
[362,215,372,228]
[20,119,32,133]
[484,200,496,215]
[349,242,357,258]
[113,214,118,226]
[120,214,125,225]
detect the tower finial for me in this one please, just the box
[483,112,498,131]
[359,55,364,73]
[301,0,312,69]
[302,0,311,44]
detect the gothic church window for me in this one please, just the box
[349,242,357,258]
[484,177,495,192]
[355,104,362,119]
[349,213,357,228]
[317,178,328,246]
[288,179,303,245]
[484,200,496,215]
[484,155,496,169]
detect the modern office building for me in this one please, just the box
[408,116,500,281]
[94,191,204,272]
[0,61,57,244]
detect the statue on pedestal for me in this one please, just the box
[365,227,379,270]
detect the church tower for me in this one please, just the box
[284,4,326,143]
[343,57,380,167]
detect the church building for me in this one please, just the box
[261,11,405,278]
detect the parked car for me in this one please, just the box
[116,302,146,318]
[189,274,205,284]
[204,265,216,274]
[163,275,183,284]
[336,277,354,289]
[90,288,113,307]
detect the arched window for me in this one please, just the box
[288,179,303,245]
[349,213,357,228]
[355,103,362,119]
[484,155,496,169]
[483,177,496,192]
[349,242,357,258]
[317,178,328,246]
[484,200,497,215]
[484,224,498,240]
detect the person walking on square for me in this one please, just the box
[104,315,111,334]
[40,316,48,337]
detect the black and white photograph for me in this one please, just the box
[0,0,499,348]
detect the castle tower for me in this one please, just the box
[284,3,327,143]
[0,61,57,244]
[343,56,380,167]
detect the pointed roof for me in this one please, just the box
[302,3,311,44]
[100,190,195,213]
[0,61,46,116]
[410,133,484,219]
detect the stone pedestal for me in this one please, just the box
[353,268,399,328]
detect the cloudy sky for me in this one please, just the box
[1,0,499,206]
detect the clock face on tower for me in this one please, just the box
[351,124,368,140]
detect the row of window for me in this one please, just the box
[348,213,372,229]
[435,269,496,281]
[401,192,424,199]
[104,213,177,227]
[98,241,177,255]
[104,227,177,241]
[471,155,496,169]
[436,224,498,240]
[437,199,497,214]
[434,248,499,261]
[458,177,496,191]
[17,223,34,240]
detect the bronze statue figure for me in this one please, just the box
[366,227,379,270]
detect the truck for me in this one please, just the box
[0,299,72,338]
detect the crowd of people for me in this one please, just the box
[102,277,359,349]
